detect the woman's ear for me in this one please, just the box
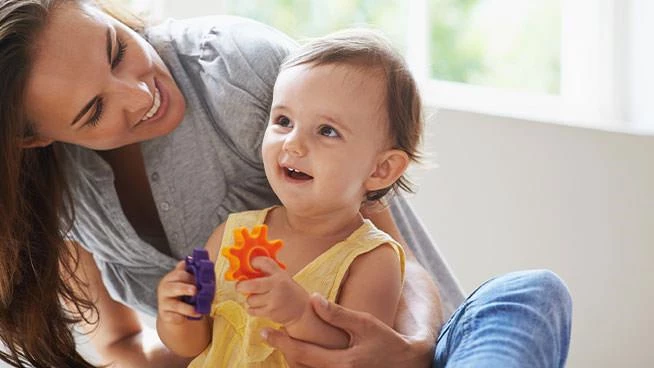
[21,135,54,148]
[364,149,410,192]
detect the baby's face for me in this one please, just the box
[262,62,390,216]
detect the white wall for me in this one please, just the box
[69,111,654,368]
[408,108,654,367]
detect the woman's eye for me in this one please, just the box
[318,125,339,138]
[111,36,127,69]
[276,115,292,128]
[86,98,104,127]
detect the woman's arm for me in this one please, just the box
[70,242,191,367]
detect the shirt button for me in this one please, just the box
[151,172,160,182]
[160,202,170,211]
[171,232,178,242]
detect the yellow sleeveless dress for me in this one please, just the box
[187,207,405,368]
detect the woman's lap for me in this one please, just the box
[433,269,573,368]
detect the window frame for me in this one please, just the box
[414,0,635,132]
[150,0,648,133]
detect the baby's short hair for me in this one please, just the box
[281,29,423,201]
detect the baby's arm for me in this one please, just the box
[329,243,403,327]
[289,243,402,347]
[237,257,350,348]
[238,243,402,349]
[155,223,227,357]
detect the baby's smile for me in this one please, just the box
[284,167,313,180]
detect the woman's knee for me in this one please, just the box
[520,269,572,317]
[472,270,572,366]
[435,270,573,368]
[472,269,573,328]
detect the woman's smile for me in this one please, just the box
[137,77,169,125]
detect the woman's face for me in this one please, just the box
[24,2,186,150]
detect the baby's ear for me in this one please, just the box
[21,135,54,148]
[364,149,410,192]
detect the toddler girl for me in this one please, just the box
[156,28,423,367]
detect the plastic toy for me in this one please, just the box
[182,248,216,319]
[222,224,286,281]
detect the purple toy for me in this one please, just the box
[183,248,216,320]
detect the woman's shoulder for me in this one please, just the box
[146,15,297,70]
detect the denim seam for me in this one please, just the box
[440,299,469,360]
[437,275,497,362]
[459,300,478,363]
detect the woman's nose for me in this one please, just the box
[110,76,153,123]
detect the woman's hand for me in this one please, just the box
[261,293,435,368]
[157,261,203,323]
[236,257,309,326]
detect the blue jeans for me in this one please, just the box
[433,270,572,368]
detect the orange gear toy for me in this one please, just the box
[221,224,286,281]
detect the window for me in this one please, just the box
[223,0,408,52]
[130,0,653,133]
[427,0,560,94]
[218,0,560,95]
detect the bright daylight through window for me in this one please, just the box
[221,0,561,96]
[126,0,654,133]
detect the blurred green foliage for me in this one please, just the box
[131,0,560,94]
[224,0,408,53]
[428,0,485,85]
[427,0,560,93]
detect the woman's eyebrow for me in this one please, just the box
[105,27,112,64]
[70,97,99,126]
[70,27,111,126]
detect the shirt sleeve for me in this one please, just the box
[191,16,298,168]
[387,195,466,319]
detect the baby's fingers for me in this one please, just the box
[236,277,273,295]
[160,281,197,299]
[159,299,202,322]
[251,257,282,275]
[167,261,195,282]
[245,292,269,309]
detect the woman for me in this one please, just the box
[0,0,571,367]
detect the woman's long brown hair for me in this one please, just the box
[0,0,98,366]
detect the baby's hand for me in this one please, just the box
[157,260,202,324]
[236,257,309,326]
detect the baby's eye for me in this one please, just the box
[275,115,292,128]
[318,125,339,138]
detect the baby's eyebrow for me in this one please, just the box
[271,103,290,111]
